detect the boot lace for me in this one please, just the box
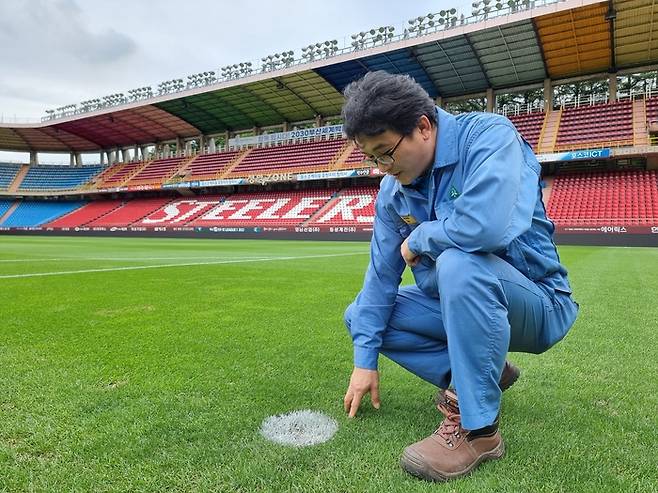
[434,401,463,448]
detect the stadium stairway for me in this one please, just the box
[299,190,342,226]
[94,160,151,189]
[124,157,191,187]
[173,150,245,181]
[0,200,19,223]
[340,144,366,169]
[537,109,561,153]
[633,99,650,146]
[7,165,30,193]
[216,149,253,179]
[331,141,358,170]
[306,186,377,227]
[85,163,123,189]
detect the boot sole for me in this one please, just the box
[400,438,505,482]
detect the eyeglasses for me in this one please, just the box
[363,135,405,168]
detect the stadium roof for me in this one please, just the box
[1,0,656,153]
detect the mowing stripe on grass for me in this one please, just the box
[0,252,368,279]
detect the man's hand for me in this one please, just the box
[343,367,380,418]
[401,238,420,267]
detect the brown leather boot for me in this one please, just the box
[400,390,504,482]
[434,360,520,406]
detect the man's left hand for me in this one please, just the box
[401,238,420,267]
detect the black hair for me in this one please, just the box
[341,71,437,139]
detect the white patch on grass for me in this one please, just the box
[260,410,338,447]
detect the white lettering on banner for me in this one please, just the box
[228,200,275,220]
[317,195,374,223]
[247,173,294,185]
[201,200,248,220]
[143,200,218,224]
[282,197,332,219]
[229,124,344,147]
[257,198,291,219]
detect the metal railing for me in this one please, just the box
[38,0,564,123]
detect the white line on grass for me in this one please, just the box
[0,256,286,262]
[0,252,368,279]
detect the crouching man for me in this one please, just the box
[341,71,579,482]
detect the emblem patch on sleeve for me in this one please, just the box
[400,215,418,225]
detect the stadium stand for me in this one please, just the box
[177,150,243,180]
[507,111,546,150]
[645,95,658,129]
[228,139,345,176]
[18,165,103,190]
[341,145,366,169]
[308,186,377,227]
[555,101,634,150]
[45,200,124,228]
[0,199,14,217]
[94,161,147,188]
[124,157,188,186]
[547,170,658,225]
[0,164,21,189]
[188,189,337,227]
[1,200,86,227]
[87,198,173,226]
[135,195,228,226]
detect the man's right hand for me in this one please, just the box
[343,367,380,418]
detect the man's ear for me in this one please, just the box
[417,115,434,140]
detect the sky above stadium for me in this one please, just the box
[0,0,471,162]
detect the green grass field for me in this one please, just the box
[1,236,657,493]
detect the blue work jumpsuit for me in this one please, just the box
[344,107,579,430]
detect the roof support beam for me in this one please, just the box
[531,18,550,79]
[182,97,239,131]
[238,85,287,122]
[272,77,322,116]
[131,109,195,139]
[464,34,491,87]
[204,95,257,128]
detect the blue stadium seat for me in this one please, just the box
[0,163,21,189]
[18,165,104,190]
[0,199,15,217]
[1,201,87,227]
